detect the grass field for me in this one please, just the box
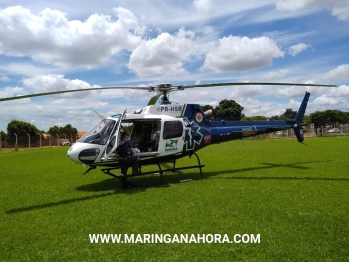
[1,137,348,261]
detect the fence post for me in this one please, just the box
[0,133,2,153]
[310,123,316,138]
[27,133,30,149]
[14,133,18,151]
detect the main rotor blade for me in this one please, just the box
[0,82,336,102]
[183,82,336,88]
[0,86,144,102]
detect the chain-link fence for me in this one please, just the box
[249,123,349,140]
[0,135,78,151]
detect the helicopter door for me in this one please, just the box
[101,109,127,161]
[162,120,184,156]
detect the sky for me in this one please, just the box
[0,0,348,132]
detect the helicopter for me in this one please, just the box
[0,81,336,187]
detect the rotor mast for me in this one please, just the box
[148,83,184,105]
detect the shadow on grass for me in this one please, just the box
[75,177,171,192]
[76,159,345,191]
[6,160,346,214]
[199,160,349,181]
[201,160,320,176]
[5,176,174,214]
[5,179,147,214]
[5,192,117,214]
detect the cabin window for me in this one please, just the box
[163,121,183,139]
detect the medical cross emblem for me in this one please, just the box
[195,112,203,122]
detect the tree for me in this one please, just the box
[201,105,214,112]
[279,108,297,120]
[47,125,61,137]
[7,120,40,146]
[47,124,78,138]
[310,110,349,128]
[0,130,8,142]
[269,115,280,120]
[61,124,78,137]
[242,116,268,121]
[303,115,310,123]
[214,99,245,120]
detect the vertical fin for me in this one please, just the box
[295,91,310,123]
[293,91,310,143]
[293,126,305,143]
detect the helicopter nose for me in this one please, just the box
[67,143,101,164]
[67,145,81,164]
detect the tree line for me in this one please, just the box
[0,120,78,145]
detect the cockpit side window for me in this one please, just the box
[163,121,183,139]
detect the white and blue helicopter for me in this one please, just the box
[1,82,335,187]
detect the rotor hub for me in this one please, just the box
[147,83,184,104]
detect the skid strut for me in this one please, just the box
[99,152,205,188]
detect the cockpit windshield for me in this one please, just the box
[78,118,119,145]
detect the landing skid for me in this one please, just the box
[100,152,205,188]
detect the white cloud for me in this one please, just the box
[96,102,110,108]
[308,86,349,112]
[238,97,281,117]
[193,0,216,15]
[327,85,349,97]
[276,0,349,20]
[276,0,315,11]
[22,74,100,94]
[201,36,284,72]
[0,63,61,77]
[288,43,309,56]
[128,28,200,77]
[172,85,266,106]
[312,95,344,105]
[0,86,26,98]
[275,84,333,99]
[0,6,144,68]
[322,64,349,81]
[262,69,290,80]
[329,1,349,21]
[51,99,67,105]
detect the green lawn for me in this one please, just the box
[0,137,348,261]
